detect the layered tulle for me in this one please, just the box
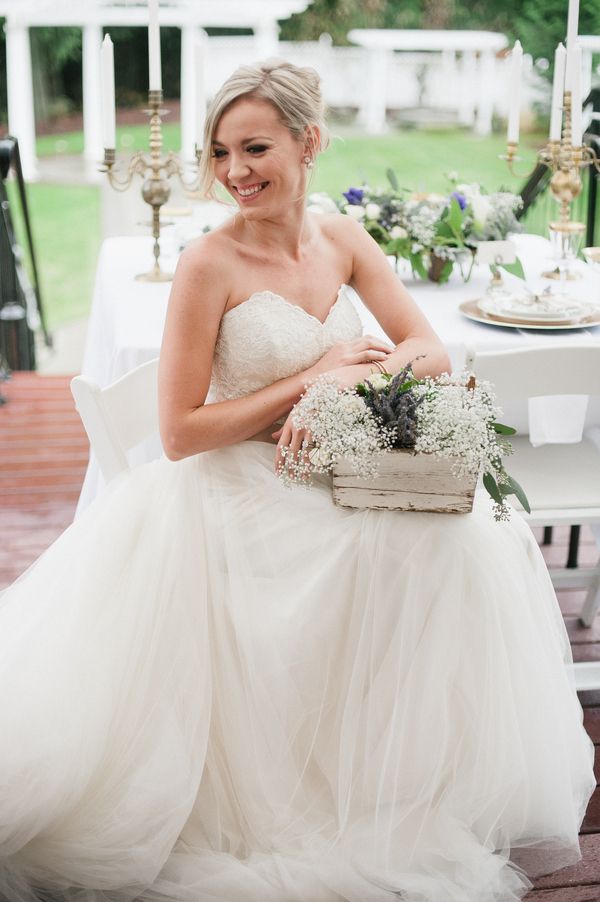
[0,441,595,902]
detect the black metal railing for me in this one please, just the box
[0,136,50,373]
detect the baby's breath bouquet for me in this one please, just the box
[278,367,529,521]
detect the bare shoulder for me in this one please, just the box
[315,211,365,246]
[170,228,236,319]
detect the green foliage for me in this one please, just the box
[280,0,422,45]
[514,0,600,81]
[7,182,101,329]
[281,0,600,89]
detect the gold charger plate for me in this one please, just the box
[459,299,600,331]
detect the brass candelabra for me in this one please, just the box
[101,90,202,282]
[503,90,600,283]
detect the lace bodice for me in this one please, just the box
[211,284,363,401]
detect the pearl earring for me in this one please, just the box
[303,155,314,169]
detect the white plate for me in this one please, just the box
[460,299,600,330]
[477,293,592,324]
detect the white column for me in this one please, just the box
[458,51,477,126]
[83,23,104,181]
[5,20,38,181]
[317,32,333,105]
[181,26,207,163]
[361,47,388,135]
[441,49,456,109]
[474,49,495,136]
[254,18,279,59]
[582,48,592,107]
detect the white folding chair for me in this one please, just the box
[70,358,160,484]
[469,344,600,691]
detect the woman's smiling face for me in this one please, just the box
[211,97,307,218]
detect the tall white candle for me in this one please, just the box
[148,0,162,92]
[565,0,580,89]
[550,43,566,141]
[507,40,523,144]
[101,34,116,149]
[194,38,206,147]
[570,43,583,147]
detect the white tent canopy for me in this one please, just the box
[0,0,313,179]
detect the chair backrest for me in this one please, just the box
[70,358,160,484]
[468,344,600,409]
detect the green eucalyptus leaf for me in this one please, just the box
[385,237,411,255]
[446,197,464,234]
[492,422,517,435]
[483,471,503,504]
[435,221,455,240]
[386,168,399,191]
[505,475,531,513]
[410,252,428,280]
[437,260,454,284]
[499,257,525,280]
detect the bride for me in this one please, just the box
[0,59,595,902]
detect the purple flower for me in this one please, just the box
[450,191,467,211]
[343,187,365,205]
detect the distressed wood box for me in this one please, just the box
[332,449,477,513]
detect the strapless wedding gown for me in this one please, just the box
[0,285,595,902]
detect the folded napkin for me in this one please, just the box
[528,395,589,447]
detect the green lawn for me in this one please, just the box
[24,125,549,329]
[36,122,182,158]
[8,182,101,329]
[312,127,543,198]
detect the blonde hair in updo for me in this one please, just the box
[198,58,329,199]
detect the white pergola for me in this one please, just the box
[348,29,508,136]
[0,0,313,180]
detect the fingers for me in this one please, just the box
[336,336,394,367]
[359,335,395,353]
[275,421,293,473]
[275,419,313,479]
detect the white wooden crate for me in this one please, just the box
[332,449,477,513]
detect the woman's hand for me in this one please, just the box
[304,335,394,381]
[273,410,313,476]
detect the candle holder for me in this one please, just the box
[101,90,202,282]
[502,89,598,286]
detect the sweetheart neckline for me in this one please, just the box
[222,283,350,327]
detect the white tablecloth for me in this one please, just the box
[77,232,600,511]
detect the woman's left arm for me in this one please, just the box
[341,215,451,380]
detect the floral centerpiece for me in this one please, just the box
[278,366,529,522]
[310,175,523,285]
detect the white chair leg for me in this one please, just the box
[579,577,600,627]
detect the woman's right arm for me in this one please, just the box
[158,239,392,461]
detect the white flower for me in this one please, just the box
[344,204,365,221]
[365,372,389,391]
[390,225,408,240]
[365,202,382,220]
[337,394,366,416]
[307,192,339,215]
[284,376,386,484]
[456,182,479,201]
[308,446,329,469]
[471,194,491,231]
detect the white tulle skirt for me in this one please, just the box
[0,441,595,902]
